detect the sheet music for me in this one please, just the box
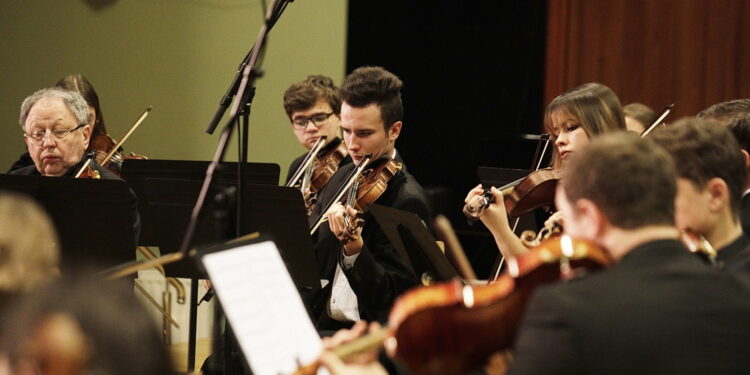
[202,240,327,375]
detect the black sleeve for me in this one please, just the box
[508,287,583,375]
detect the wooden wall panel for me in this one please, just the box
[546,0,750,118]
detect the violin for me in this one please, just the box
[74,153,101,179]
[287,137,349,214]
[681,229,718,265]
[464,167,560,220]
[89,133,147,175]
[294,234,612,375]
[309,137,348,193]
[88,107,152,176]
[340,157,402,243]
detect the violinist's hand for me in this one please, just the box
[475,187,511,236]
[544,211,564,231]
[483,350,513,375]
[319,321,387,375]
[464,185,525,258]
[463,184,487,218]
[326,203,364,256]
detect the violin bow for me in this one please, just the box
[286,136,327,188]
[100,106,152,166]
[640,103,675,137]
[434,215,478,282]
[309,154,373,234]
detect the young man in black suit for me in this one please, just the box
[651,117,749,268]
[726,114,750,238]
[508,132,750,375]
[307,66,430,330]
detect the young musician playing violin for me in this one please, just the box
[284,75,350,182]
[307,66,430,331]
[650,117,750,269]
[465,83,626,259]
[508,133,750,375]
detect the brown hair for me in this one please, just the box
[727,114,750,152]
[697,98,750,125]
[283,75,341,119]
[623,103,656,128]
[544,83,626,168]
[651,117,745,217]
[340,66,404,131]
[55,74,107,136]
[562,132,676,229]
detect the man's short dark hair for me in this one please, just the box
[651,117,745,217]
[283,75,341,119]
[727,114,750,152]
[340,66,403,131]
[563,132,676,229]
[697,99,750,125]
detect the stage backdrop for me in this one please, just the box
[546,0,750,118]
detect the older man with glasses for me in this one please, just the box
[12,88,107,178]
[10,87,140,242]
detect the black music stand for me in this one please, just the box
[477,166,529,189]
[0,174,135,271]
[143,179,318,289]
[120,159,280,246]
[141,178,319,372]
[368,203,458,283]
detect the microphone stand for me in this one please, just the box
[177,0,293,372]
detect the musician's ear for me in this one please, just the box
[740,149,750,168]
[574,198,606,239]
[81,125,92,148]
[388,121,402,142]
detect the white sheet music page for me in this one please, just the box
[202,240,328,375]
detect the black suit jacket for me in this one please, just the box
[509,239,750,375]
[306,152,430,328]
[741,194,750,237]
[9,158,141,245]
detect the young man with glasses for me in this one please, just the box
[283,75,351,185]
[306,66,431,331]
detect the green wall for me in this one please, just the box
[0,0,347,182]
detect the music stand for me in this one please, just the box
[0,174,135,271]
[144,178,319,289]
[368,203,458,283]
[120,159,280,246]
[477,166,528,188]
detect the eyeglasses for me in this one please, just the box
[292,112,335,129]
[24,124,86,142]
